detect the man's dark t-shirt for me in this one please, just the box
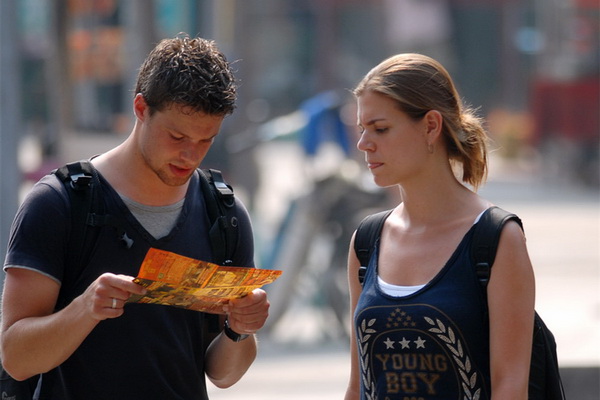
[4,169,254,399]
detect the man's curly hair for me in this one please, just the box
[135,35,237,116]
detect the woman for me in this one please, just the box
[345,54,535,399]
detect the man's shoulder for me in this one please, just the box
[22,172,69,209]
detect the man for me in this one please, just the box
[1,35,269,399]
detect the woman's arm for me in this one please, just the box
[487,220,536,399]
[344,232,363,400]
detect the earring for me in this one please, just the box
[427,144,434,154]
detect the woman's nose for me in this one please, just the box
[356,132,373,152]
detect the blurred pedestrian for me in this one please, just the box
[1,34,269,399]
[345,53,535,399]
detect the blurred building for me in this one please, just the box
[10,0,598,178]
[528,0,599,186]
[1,0,598,263]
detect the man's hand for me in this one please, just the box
[222,289,269,335]
[80,273,147,321]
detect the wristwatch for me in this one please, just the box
[224,319,250,342]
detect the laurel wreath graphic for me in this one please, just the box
[425,317,481,400]
[358,318,378,400]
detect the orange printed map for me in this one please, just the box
[127,248,282,313]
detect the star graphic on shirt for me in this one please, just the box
[414,336,426,349]
[384,337,395,349]
[399,337,411,349]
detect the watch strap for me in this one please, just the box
[224,319,250,342]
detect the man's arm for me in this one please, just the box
[0,268,146,380]
[204,288,269,388]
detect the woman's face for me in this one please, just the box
[356,90,429,188]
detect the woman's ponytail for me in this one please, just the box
[446,109,488,190]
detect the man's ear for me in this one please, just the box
[133,93,149,121]
[424,110,443,145]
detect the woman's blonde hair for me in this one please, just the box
[354,53,488,189]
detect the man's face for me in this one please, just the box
[134,95,225,187]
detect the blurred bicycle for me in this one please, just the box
[260,165,390,339]
[227,91,393,340]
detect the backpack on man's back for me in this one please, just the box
[354,206,566,400]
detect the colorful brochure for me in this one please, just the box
[128,248,282,313]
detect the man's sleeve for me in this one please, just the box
[4,175,69,283]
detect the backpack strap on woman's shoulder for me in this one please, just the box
[353,209,393,286]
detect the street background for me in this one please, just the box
[0,0,598,399]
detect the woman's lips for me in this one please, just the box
[367,162,383,170]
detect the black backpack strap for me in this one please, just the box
[197,169,240,340]
[53,160,136,301]
[354,209,393,286]
[54,160,103,270]
[198,168,239,266]
[471,206,523,288]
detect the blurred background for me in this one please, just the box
[0,0,598,398]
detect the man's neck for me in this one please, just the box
[91,142,190,206]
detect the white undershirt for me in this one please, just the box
[377,277,425,297]
[377,209,487,297]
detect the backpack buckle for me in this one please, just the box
[208,169,235,208]
[69,173,92,190]
[358,266,367,285]
[475,262,490,286]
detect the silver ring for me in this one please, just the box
[111,298,117,309]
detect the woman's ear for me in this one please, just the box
[424,110,443,145]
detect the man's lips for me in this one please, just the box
[170,164,194,176]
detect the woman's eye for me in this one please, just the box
[375,127,388,134]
